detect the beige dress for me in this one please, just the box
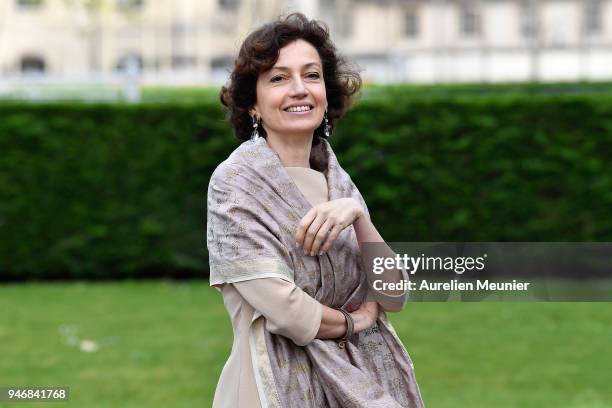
[211,166,409,408]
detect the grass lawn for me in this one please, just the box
[0,281,610,407]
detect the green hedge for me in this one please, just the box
[140,81,612,103]
[361,80,612,100]
[341,95,612,242]
[1,93,611,280]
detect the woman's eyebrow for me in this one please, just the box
[270,62,322,72]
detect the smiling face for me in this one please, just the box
[251,39,327,140]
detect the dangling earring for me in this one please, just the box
[324,109,331,137]
[250,115,260,141]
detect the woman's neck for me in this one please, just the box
[265,131,313,168]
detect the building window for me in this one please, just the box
[115,54,143,73]
[16,0,43,9]
[171,55,197,69]
[460,2,481,37]
[117,0,143,11]
[584,0,603,35]
[171,20,195,35]
[403,8,419,38]
[211,55,234,83]
[520,0,539,39]
[218,0,239,10]
[20,55,46,74]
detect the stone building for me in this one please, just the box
[0,0,611,84]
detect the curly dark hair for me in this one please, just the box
[219,12,362,145]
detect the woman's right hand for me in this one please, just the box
[350,301,379,333]
[295,197,365,256]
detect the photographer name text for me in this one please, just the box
[373,279,531,291]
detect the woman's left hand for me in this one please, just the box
[351,301,379,332]
[295,197,364,256]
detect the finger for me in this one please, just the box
[295,208,318,247]
[310,219,334,255]
[303,215,326,254]
[319,224,343,254]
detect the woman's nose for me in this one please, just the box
[289,77,307,96]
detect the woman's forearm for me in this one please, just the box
[353,213,405,297]
[315,304,374,339]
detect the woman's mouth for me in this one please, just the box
[283,105,314,114]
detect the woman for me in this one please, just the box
[207,13,424,408]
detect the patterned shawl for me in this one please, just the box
[207,137,424,407]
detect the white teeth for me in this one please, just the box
[285,105,312,112]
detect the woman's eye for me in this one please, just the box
[271,76,284,82]
[307,72,320,79]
